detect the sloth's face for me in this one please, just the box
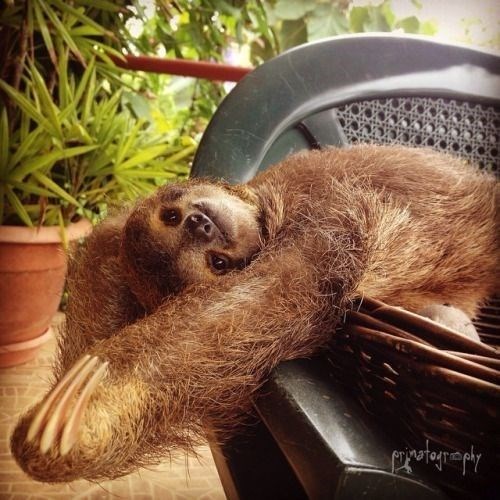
[122,182,261,296]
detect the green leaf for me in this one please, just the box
[5,186,33,226]
[307,5,349,41]
[273,0,314,21]
[31,171,80,207]
[116,144,169,171]
[118,169,178,179]
[0,80,58,137]
[74,56,96,108]
[0,108,9,176]
[115,117,143,167]
[81,68,97,124]
[419,20,437,35]
[12,145,98,181]
[381,1,397,29]
[50,0,112,37]
[57,44,70,109]
[38,0,85,65]
[69,25,106,37]
[164,144,196,164]
[396,16,420,34]
[28,62,62,139]
[76,0,123,11]
[8,126,45,171]
[279,19,307,51]
[9,179,54,198]
[33,0,57,66]
[349,6,370,33]
[57,208,68,250]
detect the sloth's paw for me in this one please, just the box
[26,354,108,456]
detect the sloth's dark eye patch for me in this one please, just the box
[209,254,230,274]
[161,208,182,226]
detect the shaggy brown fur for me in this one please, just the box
[121,181,261,312]
[11,145,499,483]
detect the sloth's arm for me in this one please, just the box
[19,242,338,471]
[56,212,143,374]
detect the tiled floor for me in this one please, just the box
[0,314,226,500]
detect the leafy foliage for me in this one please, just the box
[129,1,437,143]
[0,0,439,227]
[0,0,192,226]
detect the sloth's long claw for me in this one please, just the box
[25,355,108,455]
[60,361,108,456]
[27,354,92,443]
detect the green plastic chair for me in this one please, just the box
[191,34,499,500]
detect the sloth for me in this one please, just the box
[11,145,499,483]
[120,181,262,312]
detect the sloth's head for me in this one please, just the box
[121,181,262,308]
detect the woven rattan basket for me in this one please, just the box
[328,296,500,494]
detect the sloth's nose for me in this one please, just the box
[185,212,216,241]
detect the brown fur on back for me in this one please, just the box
[251,146,499,315]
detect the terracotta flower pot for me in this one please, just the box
[0,219,92,367]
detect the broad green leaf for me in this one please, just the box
[362,7,391,32]
[307,5,349,40]
[419,20,437,35]
[5,186,33,226]
[349,6,370,33]
[381,1,397,29]
[279,19,307,51]
[273,0,314,21]
[31,171,80,207]
[396,16,420,34]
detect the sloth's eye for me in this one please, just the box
[161,208,181,226]
[210,254,230,273]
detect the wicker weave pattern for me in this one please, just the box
[329,296,500,491]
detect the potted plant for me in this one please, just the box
[0,1,193,366]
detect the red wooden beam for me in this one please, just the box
[114,54,253,82]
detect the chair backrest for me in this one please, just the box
[191,34,499,181]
